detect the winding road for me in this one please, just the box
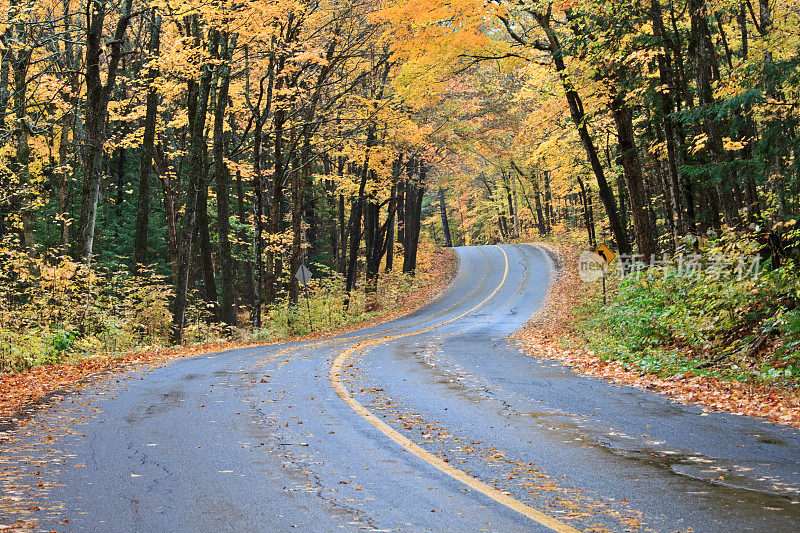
[2,244,800,532]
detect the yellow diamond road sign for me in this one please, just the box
[595,244,616,269]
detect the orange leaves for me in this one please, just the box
[377,0,512,105]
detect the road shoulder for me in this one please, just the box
[513,244,800,429]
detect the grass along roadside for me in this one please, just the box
[0,245,457,420]
[514,243,800,428]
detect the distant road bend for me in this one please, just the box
[3,244,800,532]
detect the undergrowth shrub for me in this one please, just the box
[0,240,446,374]
[0,245,173,373]
[254,264,424,340]
[580,230,800,384]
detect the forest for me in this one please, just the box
[1,0,798,375]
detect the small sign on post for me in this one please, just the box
[594,244,616,306]
[295,264,312,285]
[594,244,616,268]
[295,264,314,332]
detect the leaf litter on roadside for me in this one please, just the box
[513,245,800,429]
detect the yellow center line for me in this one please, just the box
[329,245,581,533]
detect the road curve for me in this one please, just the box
[2,244,800,532]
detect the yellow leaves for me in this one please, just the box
[648,140,668,161]
[37,259,82,285]
[165,110,189,131]
[0,143,15,161]
[623,85,650,105]
[379,0,511,105]
[264,230,293,253]
[690,133,708,156]
[225,158,253,180]
[623,48,659,68]
[274,87,300,100]
[722,137,748,152]
[559,500,582,510]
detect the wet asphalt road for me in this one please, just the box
[2,244,800,532]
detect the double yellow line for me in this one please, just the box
[329,245,580,533]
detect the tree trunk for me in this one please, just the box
[134,9,161,271]
[481,175,507,240]
[252,120,265,327]
[172,26,219,343]
[534,11,630,255]
[197,184,218,316]
[533,181,547,236]
[0,29,10,122]
[735,11,761,222]
[76,0,134,263]
[385,155,403,271]
[249,48,273,328]
[333,157,345,274]
[212,32,237,327]
[385,185,396,271]
[338,193,346,274]
[689,0,739,228]
[114,145,127,216]
[345,141,372,298]
[289,154,305,305]
[543,170,554,229]
[614,170,629,240]
[511,161,547,236]
[610,94,658,261]
[58,111,72,246]
[403,161,426,274]
[266,80,286,305]
[161,173,180,279]
[287,38,335,304]
[396,178,405,252]
[438,187,452,247]
[577,175,596,248]
[587,185,597,248]
[502,171,517,238]
[364,195,379,292]
[514,174,536,234]
[234,170,255,317]
[11,39,35,252]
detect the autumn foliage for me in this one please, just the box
[0,0,799,418]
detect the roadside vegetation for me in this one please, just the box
[0,243,451,375]
[576,230,800,387]
[514,236,800,426]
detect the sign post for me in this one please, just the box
[295,264,314,332]
[603,267,606,306]
[594,244,616,306]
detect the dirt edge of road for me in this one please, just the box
[0,248,458,424]
[515,244,800,429]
